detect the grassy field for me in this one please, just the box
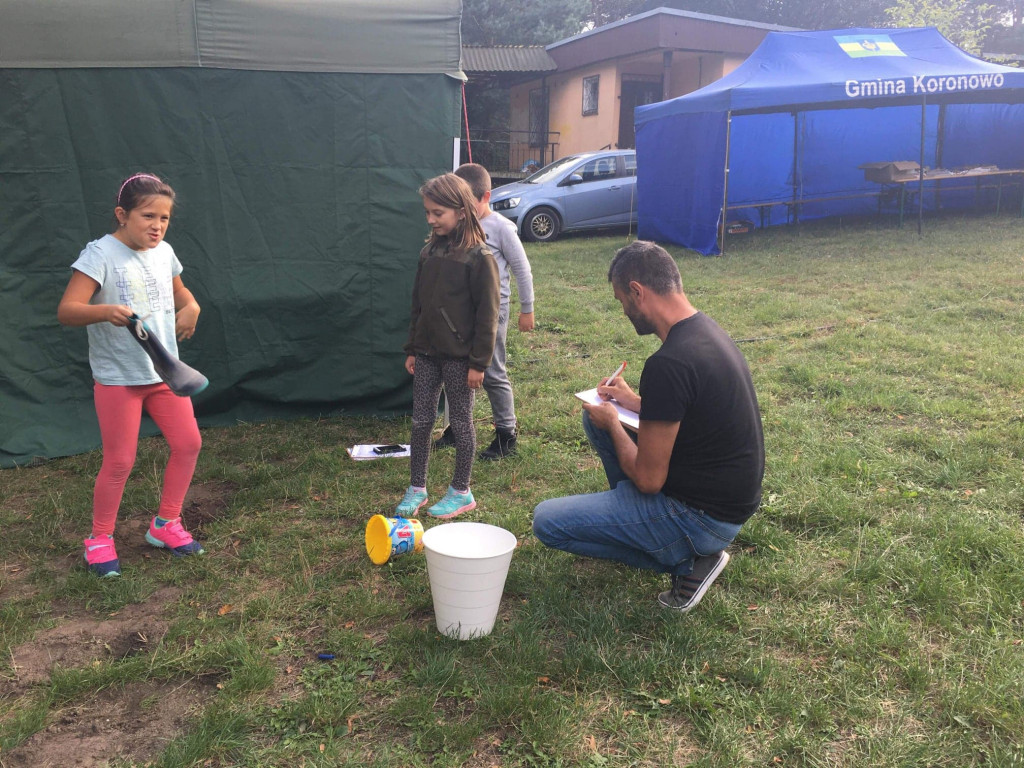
[2,213,1024,767]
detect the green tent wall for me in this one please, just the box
[0,1,464,466]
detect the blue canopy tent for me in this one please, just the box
[635,27,1024,255]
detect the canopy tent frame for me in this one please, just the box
[720,94,932,255]
[637,27,1024,256]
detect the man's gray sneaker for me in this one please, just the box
[658,550,730,612]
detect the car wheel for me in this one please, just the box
[523,207,561,242]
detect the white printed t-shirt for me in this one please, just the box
[71,234,183,386]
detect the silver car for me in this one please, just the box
[489,150,638,242]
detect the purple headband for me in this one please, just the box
[117,173,161,206]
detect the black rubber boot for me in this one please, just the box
[479,427,517,461]
[432,425,456,450]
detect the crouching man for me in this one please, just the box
[533,241,764,612]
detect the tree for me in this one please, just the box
[461,0,591,45]
[992,0,1022,26]
[778,0,893,28]
[649,0,1018,54]
[590,0,648,28]
[640,0,893,29]
[885,0,1001,53]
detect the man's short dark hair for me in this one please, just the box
[608,241,682,295]
[454,163,492,201]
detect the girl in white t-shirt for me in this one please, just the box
[58,173,205,577]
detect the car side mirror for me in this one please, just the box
[560,173,584,187]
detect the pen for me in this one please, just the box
[606,361,626,383]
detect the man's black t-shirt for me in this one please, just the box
[638,313,764,524]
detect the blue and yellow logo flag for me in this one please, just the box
[835,34,905,58]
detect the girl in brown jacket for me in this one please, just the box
[397,173,499,519]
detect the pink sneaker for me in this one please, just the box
[145,517,204,556]
[83,534,121,577]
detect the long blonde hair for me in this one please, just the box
[419,173,486,250]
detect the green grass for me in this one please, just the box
[3,213,1024,766]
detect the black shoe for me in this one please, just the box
[479,427,517,461]
[432,426,456,449]
[658,550,730,612]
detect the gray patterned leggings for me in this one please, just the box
[410,355,475,491]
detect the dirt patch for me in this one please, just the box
[181,480,238,536]
[266,657,307,706]
[3,586,181,694]
[457,734,507,768]
[0,490,36,515]
[3,676,216,768]
[0,561,37,602]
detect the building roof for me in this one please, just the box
[544,7,800,72]
[462,46,557,73]
[548,7,799,51]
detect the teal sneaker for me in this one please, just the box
[396,486,428,517]
[426,486,476,519]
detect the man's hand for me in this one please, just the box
[597,377,640,413]
[518,312,535,332]
[582,401,622,432]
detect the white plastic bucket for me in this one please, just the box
[422,522,518,640]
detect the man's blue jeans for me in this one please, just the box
[533,411,741,577]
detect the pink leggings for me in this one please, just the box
[92,382,202,536]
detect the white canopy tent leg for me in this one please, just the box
[719,110,733,255]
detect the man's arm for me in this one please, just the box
[632,420,680,493]
[583,401,679,494]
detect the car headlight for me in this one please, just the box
[492,197,520,211]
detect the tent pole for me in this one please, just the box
[462,81,472,164]
[936,104,946,169]
[720,110,732,255]
[935,104,947,211]
[918,96,926,236]
[792,111,799,224]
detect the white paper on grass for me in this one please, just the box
[574,389,640,430]
[346,444,411,460]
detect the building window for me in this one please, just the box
[582,75,599,116]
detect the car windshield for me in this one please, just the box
[522,155,590,184]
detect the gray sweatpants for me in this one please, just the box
[482,303,516,431]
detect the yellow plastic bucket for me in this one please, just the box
[365,514,424,565]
